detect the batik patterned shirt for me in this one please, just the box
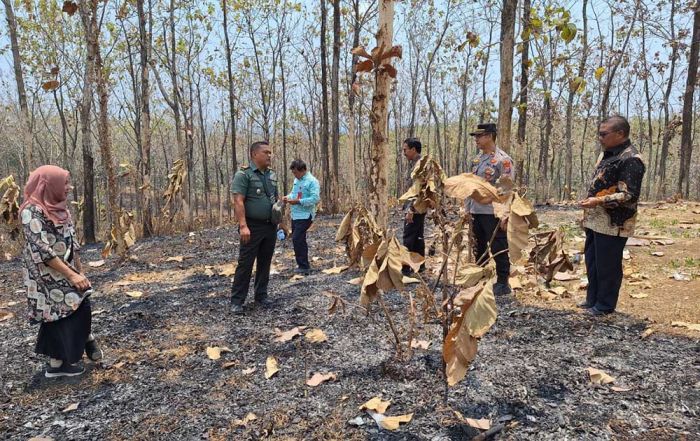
[21,204,87,323]
[467,147,515,215]
[582,140,645,237]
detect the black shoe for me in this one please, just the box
[577,301,594,309]
[230,303,245,315]
[45,362,85,378]
[255,297,273,308]
[587,306,613,316]
[85,339,103,362]
[493,282,512,296]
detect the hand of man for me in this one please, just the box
[282,196,289,203]
[288,199,300,205]
[240,225,251,244]
[580,197,600,208]
[68,273,91,292]
[405,210,414,224]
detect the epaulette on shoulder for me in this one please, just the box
[239,165,251,171]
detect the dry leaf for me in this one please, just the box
[629,293,648,299]
[586,367,615,384]
[554,272,579,281]
[611,386,633,392]
[640,327,656,339]
[242,367,256,375]
[0,310,14,322]
[290,274,305,281]
[62,402,79,413]
[623,250,631,260]
[305,328,328,343]
[402,276,420,284]
[322,265,349,275]
[28,437,54,441]
[222,361,238,369]
[274,326,307,342]
[306,372,337,387]
[88,260,105,268]
[651,251,665,257]
[367,411,413,430]
[166,255,184,262]
[549,286,568,296]
[205,346,231,360]
[465,417,491,430]
[671,321,700,331]
[443,173,502,204]
[203,268,215,277]
[265,356,279,379]
[126,291,143,298]
[444,281,497,386]
[218,263,237,277]
[347,277,363,285]
[410,339,430,350]
[62,0,78,15]
[91,309,106,316]
[233,412,257,427]
[360,397,391,414]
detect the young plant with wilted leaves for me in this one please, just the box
[0,175,21,241]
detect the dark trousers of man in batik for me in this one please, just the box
[584,228,628,312]
[292,216,313,270]
[472,214,510,284]
[231,219,277,306]
[402,213,426,273]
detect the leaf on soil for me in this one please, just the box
[549,286,568,296]
[466,417,491,430]
[28,437,54,441]
[402,276,420,284]
[651,251,664,257]
[265,356,279,379]
[367,411,413,431]
[126,291,143,298]
[166,255,185,262]
[203,268,215,277]
[274,326,307,342]
[305,328,328,343]
[206,346,232,360]
[586,367,615,384]
[222,361,238,369]
[629,293,648,299]
[444,281,497,386]
[62,402,79,413]
[322,265,349,275]
[554,272,579,281]
[347,277,363,285]
[640,327,655,339]
[242,367,256,375]
[91,309,106,316]
[410,339,430,350]
[290,274,305,281]
[88,260,105,268]
[233,412,257,427]
[626,237,650,246]
[0,310,14,322]
[671,321,700,331]
[306,372,337,387]
[360,397,391,414]
[218,263,237,277]
[611,386,633,392]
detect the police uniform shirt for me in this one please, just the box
[467,147,515,215]
[231,163,278,221]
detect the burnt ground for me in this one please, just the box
[0,206,699,441]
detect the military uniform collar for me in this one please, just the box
[249,162,269,173]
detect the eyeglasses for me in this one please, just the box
[598,131,610,137]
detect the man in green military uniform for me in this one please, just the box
[230,141,279,315]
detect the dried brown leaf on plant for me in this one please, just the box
[360,237,414,305]
[529,229,573,282]
[443,173,504,205]
[336,207,383,268]
[443,280,498,386]
[62,1,78,15]
[0,175,21,227]
[399,156,447,215]
[102,211,136,258]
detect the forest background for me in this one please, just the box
[1,0,699,245]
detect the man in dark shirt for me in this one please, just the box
[230,141,279,315]
[579,115,645,316]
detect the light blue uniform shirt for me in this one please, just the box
[286,171,321,220]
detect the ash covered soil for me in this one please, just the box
[0,206,698,441]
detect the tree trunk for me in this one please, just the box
[368,0,395,227]
[515,0,530,186]
[678,1,700,197]
[222,0,239,185]
[564,0,588,199]
[137,0,154,237]
[497,0,518,153]
[2,0,33,176]
[320,0,331,212]
[329,0,341,214]
[657,0,678,198]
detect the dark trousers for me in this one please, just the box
[402,212,425,272]
[472,214,510,284]
[584,228,628,312]
[292,216,313,270]
[231,219,277,305]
